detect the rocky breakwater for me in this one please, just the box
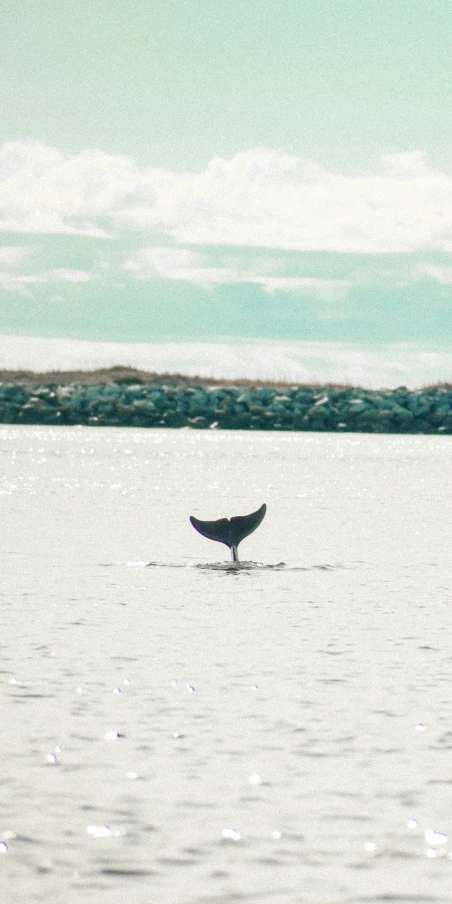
[1,377,452,433]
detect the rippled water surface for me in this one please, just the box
[1,425,452,903]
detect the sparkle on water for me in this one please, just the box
[425,829,448,846]
[249,772,263,785]
[87,825,111,838]
[2,426,452,903]
[222,828,241,842]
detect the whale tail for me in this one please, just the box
[190,503,266,562]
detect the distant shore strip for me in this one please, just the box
[0,369,452,434]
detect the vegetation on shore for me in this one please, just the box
[0,366,348,390]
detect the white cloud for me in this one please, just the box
[118,147,452,253]
[0,271,47,298]
[379,151,430,179]
[256,277,351,299]
[124,246,234,287]
[46,268,92,283]
[123,245,351,298]
[0,266,93,296]
[0,141,452,254]
[0,245,30,266]
[415,263,452,285]
[0,142,117,236]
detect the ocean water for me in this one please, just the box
[1,424,452,904]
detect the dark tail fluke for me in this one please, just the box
[190,504,266,562]
[229,505,267,546]
[189,515,232,546]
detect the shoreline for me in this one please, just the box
[1,365,450,392]
[0,367,451,433]
[0,365,324,390]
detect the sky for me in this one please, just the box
[1,0,452,381]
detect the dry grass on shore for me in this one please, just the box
[0,365,450,392]
[0,365,352,391]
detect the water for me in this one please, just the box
[1,425,452,903]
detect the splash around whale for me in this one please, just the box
[190,503,267,562]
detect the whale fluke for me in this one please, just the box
[190,504,266,562]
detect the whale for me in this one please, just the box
[190,503,266,562]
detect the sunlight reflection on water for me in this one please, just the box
[1,425,452,903]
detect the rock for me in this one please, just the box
[1,378,452,434]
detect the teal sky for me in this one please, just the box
[1,0,452,348]
[3,0,452,170]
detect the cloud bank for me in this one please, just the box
[1,141,452,350]
[0,141,451,254]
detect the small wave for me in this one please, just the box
[193,561,344,572]
[195,560,286,572]
[101,559,347,571]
